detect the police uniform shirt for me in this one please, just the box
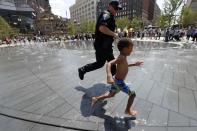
[94,10,116,50]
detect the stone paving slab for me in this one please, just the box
[13,89,53,110]
[179,88,197,119]
[168,127,197,131]
[190,119,197,126]
[47,103,72,118]
[168,111,190,126]
[147,105,168,126]
[0,41,197,131]
[147,82,166,106]
[162,85,179,112]
[0,116,35,131]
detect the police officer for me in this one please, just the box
[78,0,122,80]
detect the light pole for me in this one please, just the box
[77,22,80,33]
[43,16,53,34]
[0,25,2,41]
[74,19,77,34]
[43,17,48,33]
[49,17,54,33]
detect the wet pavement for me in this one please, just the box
[0,40,197,131]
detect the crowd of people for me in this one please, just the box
[164,26,197,42]
[0,26,197,46]
[70,26,197,43]
[116,26,197,42]
[0,33,96,45]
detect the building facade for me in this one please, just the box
[142,0,156,25]
[0,0,49,16]
[0,0,34,32]
[0,0,61,34]
[186,0,197,11]
[97,0,142,20]
[0,0,34,17]
[69,0,97,24]
[34,6,68,35]
[153,3,161,24]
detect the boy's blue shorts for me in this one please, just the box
[110,79,135,96]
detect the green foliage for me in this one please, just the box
[116,17,130,29]
[80,20,88,33]
[115,17,143,30]
[116,17,143,30]
[163,0,184,25]
[163,0,183,14]
[67,20,76,35]
[156,14,169,28]
[180,6,197,27]
[0,16,18,40]
[87,20,95,33]
[130,17,143,29]
[67,20,96,35]
[80,20,96,33]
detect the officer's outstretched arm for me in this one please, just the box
[99,25,117,37]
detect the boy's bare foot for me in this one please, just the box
[91,97,97,107]
[125,109,138,116]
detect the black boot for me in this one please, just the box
[78,67,85,80]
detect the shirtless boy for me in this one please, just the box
[91,38,143,116]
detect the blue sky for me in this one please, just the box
[49,0,164,18]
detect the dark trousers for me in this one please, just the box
[193,34,197,42]
[82,49,116,76]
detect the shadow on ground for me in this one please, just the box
[75,83,136,131]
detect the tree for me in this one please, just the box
[163,0,184,25]
[80,20,88,33]
[87,20,95,33]
[180,6,197,27]
[80,20,96,33]
[116,17,130,29]
[0,16,18,40]
[130,17,143,29]
[67,20,76,35]
[156,14,169,28]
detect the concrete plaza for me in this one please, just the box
[0,40,197,131]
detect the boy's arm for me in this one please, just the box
[106,57,122,84]
[128,61,144,67]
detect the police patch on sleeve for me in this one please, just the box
[103,13,110,21]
